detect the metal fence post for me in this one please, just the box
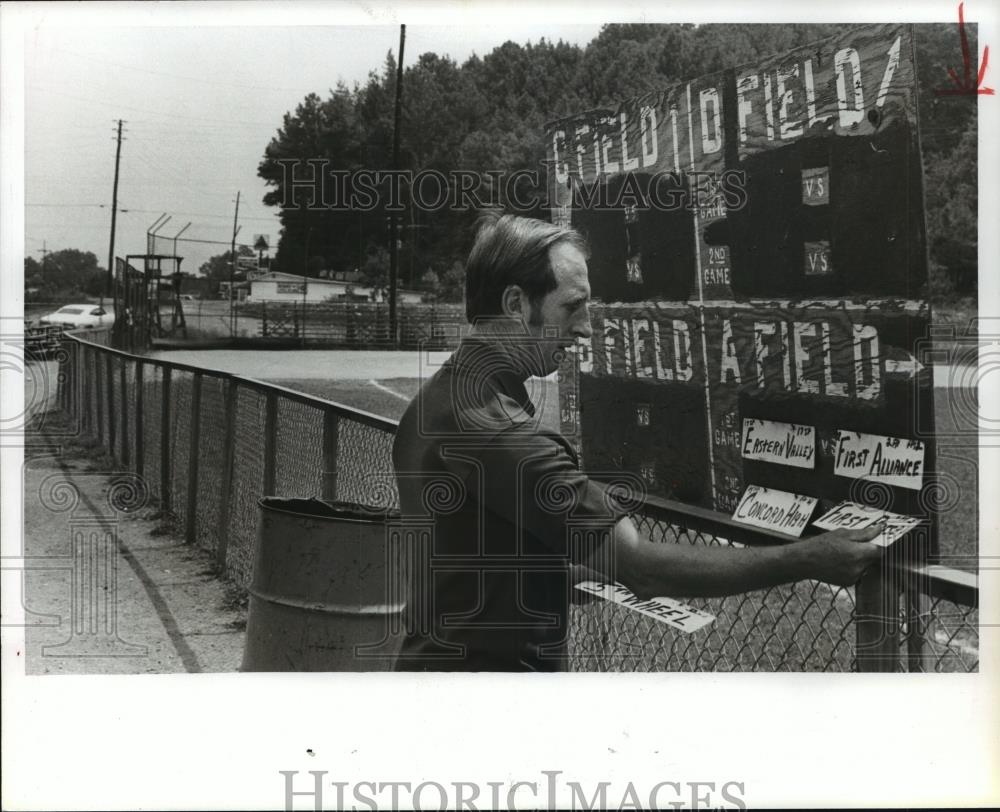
[69,341,78,418]
[321,409,339,501]
[854,564,900,672]
[216,379,239,570]
[262,391,278,495]
[185,373,202,544]
[105,354,116,459]
[57,344,67,412]
[95,350,104,445]
[135,361,145,479]
[120,358,130,467]
[81,346,89,433]
[160,368,172,513]
[903,580,927,673]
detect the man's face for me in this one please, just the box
[524,241,594,376]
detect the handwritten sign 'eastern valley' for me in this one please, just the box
[732,485,818,537]
[833,431,925,490]
[813,501,924,547]
[574,581,715,633]
[741,418,816,468]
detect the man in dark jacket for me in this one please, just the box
[392,212,880,671]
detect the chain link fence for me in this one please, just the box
[233,301,469,349]
[57,331,978,672]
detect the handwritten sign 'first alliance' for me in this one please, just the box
[833,431,925,490]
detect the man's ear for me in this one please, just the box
[500,285,527,320]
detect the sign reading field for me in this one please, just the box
[547,24,935,542]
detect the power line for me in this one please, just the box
[119,207,279,223]
[49,45,312,94]
[26,83,276,127]
[26,203,109,208]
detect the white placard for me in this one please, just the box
[731,484,818,537]
[833,430,925,490]
[813,501,924,547]
[741,418,816,468]
[573,581,715,633]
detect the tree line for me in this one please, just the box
[23,250,106,302]
[255,23,977,303]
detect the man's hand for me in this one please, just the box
[805,526,884,586]
[602,517,887,600]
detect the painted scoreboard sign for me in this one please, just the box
[547,24,935,542]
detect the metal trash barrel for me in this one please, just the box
[241,498,405,671]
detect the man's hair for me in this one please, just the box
[464,211,589,324]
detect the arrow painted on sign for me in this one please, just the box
[884,352,925,378]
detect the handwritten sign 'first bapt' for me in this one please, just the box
[732,485,818,537]
[741,419,816,468]
[813,501,923,547]
[834,431,925,490]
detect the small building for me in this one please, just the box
[219,280,250,301]
[248,272,422,304]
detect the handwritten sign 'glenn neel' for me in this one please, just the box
[732,485,818,537]
[550,23,934,542]
[573,581,715,633]
[834,431,925,490]
[741,419,815,468]
[814,501,924,547]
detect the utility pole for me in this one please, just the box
[388,23,405,348]
[229,191,240,335]
[36,242,50,292]
[105,119,124,305]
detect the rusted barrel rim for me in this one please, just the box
[246,587,405,615]
[258,497,399,523]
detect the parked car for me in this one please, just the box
[38,304,115,329]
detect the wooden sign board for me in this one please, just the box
[549,24,935,547]
[574,581,715,633]
[814,501,924,547]
[732,484,818,537]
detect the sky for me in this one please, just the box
[23,20,603,276]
